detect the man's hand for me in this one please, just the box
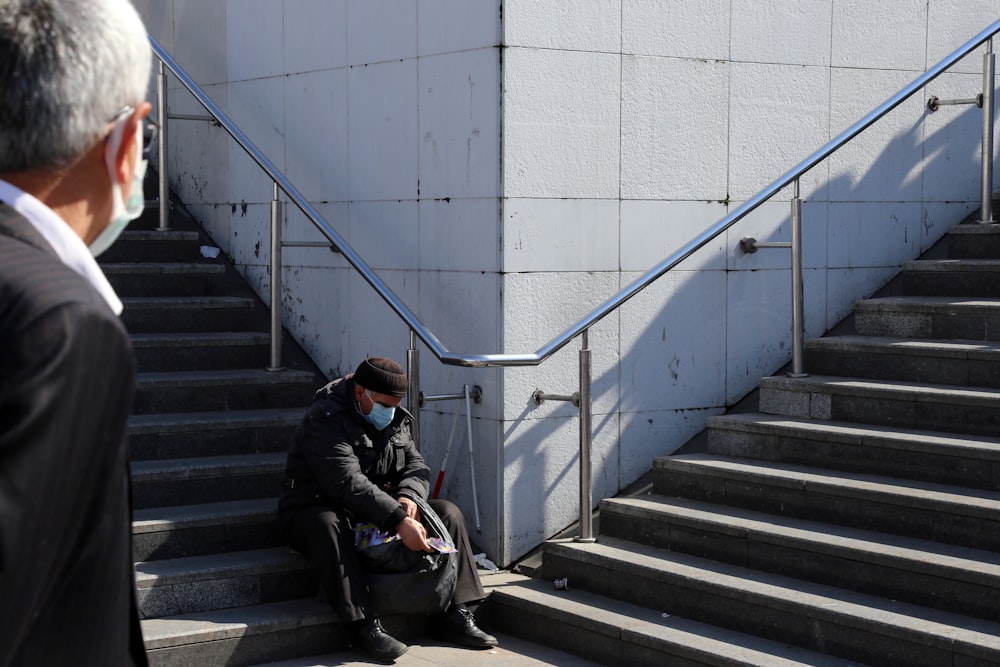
[396,516,433,552]
[399,496,421,520]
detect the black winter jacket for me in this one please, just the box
[278,377,430,533]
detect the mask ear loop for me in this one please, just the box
[354,387,368,415]
[101,114,131,231]
[106,112,147,216]
[89,109,143,258]
[104,114,131,179]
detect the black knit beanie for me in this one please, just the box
[353,357,408,397]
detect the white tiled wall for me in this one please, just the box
[730,0,832,66]
[503,199,620,272]
[623,0,730,59]
[620,56,729,200]
[497,1,998,564]
[620,200,728,272]
[284,69,350,202]
[831,1,927,70]
[418,49,500,199]
[504,0,621,52]
[502,47,621,198]
[284,0,348,75]
[729,62,832,200]
[134,0,999,566]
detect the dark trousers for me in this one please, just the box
[280,498,485,623]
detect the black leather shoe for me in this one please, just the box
[350,619,408,663]
[434,605,499,649]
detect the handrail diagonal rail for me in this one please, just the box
[150,17,999,369]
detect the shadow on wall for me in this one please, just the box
[499,95,991,556]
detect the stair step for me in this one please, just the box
[804,335,1000,387]
[99,229,203,263]
[706,412,1000,489]
[128,407,302,460]
[758,373,1000,436]
[131,453,286,509]
[487,573,858,667]
[855,296,1000,340]
[131,331,271,372]
[600,493,1000,620]
[539,538,1000,667]
[120,230,202,242]
[105,262,226,297]
[133,368,317,414]
[902,258,1000,296]
[142,598,339,667]
[133,498,279,562]
[136,547,313,618]
[653,453,1000,551]
[946,223,1000,259]
[122,295,258,333]
[105,261,225,274]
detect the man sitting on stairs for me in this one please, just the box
[278,356,498,663]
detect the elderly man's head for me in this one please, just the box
[0,0,152,252]
[352,357,407,430]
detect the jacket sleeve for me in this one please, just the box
[296,407,403,528]
[394,423,430,502]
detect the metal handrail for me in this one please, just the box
[148,17,999,543]
[149,18,998,369]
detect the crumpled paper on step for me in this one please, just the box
[200,245,221,259]
[473,553,498,571]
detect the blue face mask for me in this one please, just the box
[364,390,396,431]
[92,114,147,257]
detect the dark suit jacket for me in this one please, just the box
[0,203,147,666]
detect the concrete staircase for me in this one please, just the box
[102,195,354,665]
[486,219,1000,666]
[116,179,1000,666]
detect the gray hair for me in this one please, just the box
[0,0,152,172]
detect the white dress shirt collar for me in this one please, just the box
[0,178,123,315]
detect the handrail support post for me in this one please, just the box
[789,180,808,377]
[576,331,595,543]
[981,38,995,224]
[156,60,170,231]
[530,331,595,542]
[738,181,808,377]
[267,182,283,371]
[408,331,421,449]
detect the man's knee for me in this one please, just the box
[284,508,351,554]
[430,498,467,531]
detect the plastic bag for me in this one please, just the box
[355,495,459,616]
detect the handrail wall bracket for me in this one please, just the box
[926,36,995,224]
[422,386,483,407]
